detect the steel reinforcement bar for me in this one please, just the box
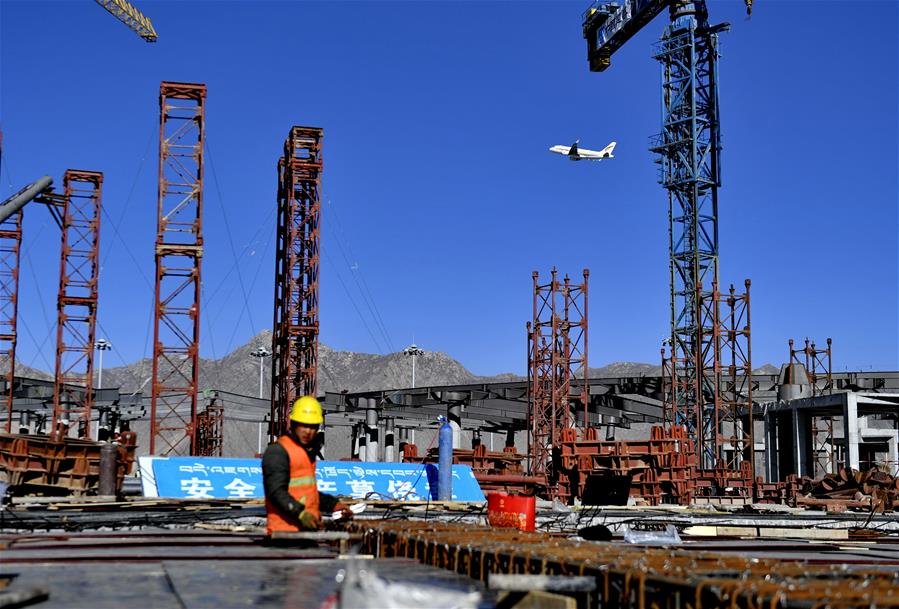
[351,521,899,609]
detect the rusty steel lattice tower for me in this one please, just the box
[527,268,589,490]
[150,81,206,455]
[52,170,103,437]
[790,337,835,474]
[195,394,224,457]
[0,210,22,433]
[703,280,753,473]
[270,126,322,439]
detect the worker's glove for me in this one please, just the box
[334,502,354,521]
[298,509,321,531]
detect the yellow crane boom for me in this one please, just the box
[94,0,157,42]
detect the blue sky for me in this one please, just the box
[1,1,896,377]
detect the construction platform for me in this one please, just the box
[3,498,899,608]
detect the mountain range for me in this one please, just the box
[7,330,779,397]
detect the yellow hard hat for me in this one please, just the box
[290,396,323,425]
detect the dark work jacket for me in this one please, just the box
[262,433,339,524]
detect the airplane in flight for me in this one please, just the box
[549,140,616,161]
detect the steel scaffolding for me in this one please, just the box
[706,280,753,474]
[52,170,103,438]
[195,393,224,457]
[0,209,22,433]
[150,81,206,455]
[527,268,589,493]
[270,126,322,439]
[790,337,835,474]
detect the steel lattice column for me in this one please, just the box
[150,81,206,455]
[270,126,322,439]
[705,280,753,473]
[650,9,723,459]
[790,337,835,474]
[527,269,589,492]
[52,170,102,438]
[0,208,22,433]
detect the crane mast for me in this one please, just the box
[583,1,736,467]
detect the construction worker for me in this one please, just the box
[262,396,351,535]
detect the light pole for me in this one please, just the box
[403,343,425,388]
[95,339,112,389]
[250,346,271,399]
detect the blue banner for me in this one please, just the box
[148,457,484,502]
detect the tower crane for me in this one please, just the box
[581,0,752,468]
[94,0,157,42]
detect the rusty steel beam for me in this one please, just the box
[150,81,206,455]
[51,170,102,438]
[270,126,322,439]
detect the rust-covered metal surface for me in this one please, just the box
[0,432,136,495]
[353,520,899,609]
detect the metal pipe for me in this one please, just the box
[99,443,118,497]
[0,176,52,224]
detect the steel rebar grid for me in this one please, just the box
[649,13,723,463]
[0,208,21,433]
[527,269,589,496]
[354,521,899,609]
[270,126,322,440]
[150,81,206,455]
[51,170,102,438]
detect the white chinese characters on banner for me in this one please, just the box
[223,478,256,498]
[180,477,214,498]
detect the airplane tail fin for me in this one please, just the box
[601,141,617,158]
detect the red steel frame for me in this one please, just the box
[52,170,103,438]
[0,131,22,433]
[270,126,322,439]
[712,280,754,474]
[527,268,589,492]
[790,337,835,474]
[150,81,206,455]
[0,208,22,433]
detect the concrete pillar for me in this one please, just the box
[776,411,795,478]
[765,412,778,482]
[350,423,359,459]
[365,402,380,462]
[843,392,860,471]
[792,407,813,478]
[357,422,367,461]
[384,417,396,462]
[447,402,462,450]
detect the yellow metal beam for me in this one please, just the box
[94,0,157,42]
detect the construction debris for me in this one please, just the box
[788,466,899,513]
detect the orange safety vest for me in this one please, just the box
[265,435,320,535]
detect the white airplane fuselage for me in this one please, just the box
[549,141,617,161]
